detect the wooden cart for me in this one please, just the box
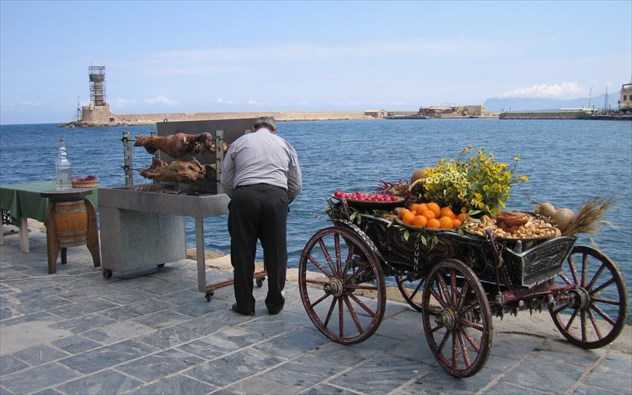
[297,199,628,377]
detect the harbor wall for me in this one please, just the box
[77,106,369,126]
[499,112,590,120]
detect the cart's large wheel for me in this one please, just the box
[548,245,627,349]
[298,226,386,345]
[422,259,492,378]
[395,273,424,312]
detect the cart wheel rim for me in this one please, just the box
[422,258,493,378]
[298,226,386,345]
[395,273,425,312]
[548,245,628,349]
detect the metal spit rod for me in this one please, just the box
[122,132,134,188]
[215,130,224,194]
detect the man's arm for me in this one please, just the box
[220,150,236,197]
[287,147,302,202]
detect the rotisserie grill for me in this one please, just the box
[99,119,256,291]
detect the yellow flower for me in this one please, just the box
[420,146,528,215]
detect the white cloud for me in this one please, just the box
[109,97,138,109]
[216,98,233,104]
[1,101,41,107]
[110,96,176,109]
[145,95,177,106]
[498,82,586,98]
[128,37,496,77]
[247,99,271,106]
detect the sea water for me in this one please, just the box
[1,119,630,322]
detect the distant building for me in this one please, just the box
[618,83,632,113]
[419,105,487,118]
[364,109,388,118]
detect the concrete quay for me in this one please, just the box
[1,228,631,395]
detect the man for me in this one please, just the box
[220,117,302,316]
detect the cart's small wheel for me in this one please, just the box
[157,264,165,268]
[298,226,386,345]
[205,292,214,303]
[422,259,492,378]
[256,278,264,287]
[549,245,628,349]
[102,269,113,280]
[395,273,424,312]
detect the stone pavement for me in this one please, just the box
[1,228,631,395]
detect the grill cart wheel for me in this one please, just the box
[102,269,113,280]
[298,226,386,345]
[548,245,628,349]
[422,259,493,378]
[395,273,425,312]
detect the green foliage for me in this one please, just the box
[392,223,439,250]
[420,146,528,216]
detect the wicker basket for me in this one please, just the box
[72,180,99,188]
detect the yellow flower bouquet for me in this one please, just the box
[416,146,528,216]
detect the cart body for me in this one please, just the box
[298,200,628,377]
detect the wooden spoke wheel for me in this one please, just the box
[422,259,492,378]
[548,245,628,349]
[395,273,424,312]
[298,226,386,345]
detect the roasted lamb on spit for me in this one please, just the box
[134,132,220,158]
[139,157,217,183]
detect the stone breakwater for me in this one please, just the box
[500,111,632,120]
[62,110,370,127]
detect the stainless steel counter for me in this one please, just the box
[98,186,230,292]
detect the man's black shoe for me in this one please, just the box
[231,303,254,316]
[267,297,285,315]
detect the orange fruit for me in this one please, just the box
[399,208,412,219]
[427,202,441,217]
[418,203,429,213]
[439,206,455,219]
[402,211,416,225]
[426,218,440,229]
[457,212,469,222]
[412,215,427,228]
[439,216,453,229]
[421,210,436,220]
[410,203,421,214]
[452,218,463,228]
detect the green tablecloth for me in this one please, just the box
[0,181,99,223]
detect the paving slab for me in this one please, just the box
[1,229,631,395]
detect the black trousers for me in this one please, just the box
[228,184,289,313]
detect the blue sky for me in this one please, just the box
[1,0,630,124]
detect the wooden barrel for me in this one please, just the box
[53,200,88,247]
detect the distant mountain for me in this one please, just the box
[484,93,618,113]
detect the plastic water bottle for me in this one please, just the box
[55,138,73,190]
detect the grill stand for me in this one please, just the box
[101,120,266,300]
[99,187,230,292]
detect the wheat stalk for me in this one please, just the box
[562,196,616,237]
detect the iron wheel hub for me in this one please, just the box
[435,308,458,330]
[324,277,345,297]
[571,286,591,310]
